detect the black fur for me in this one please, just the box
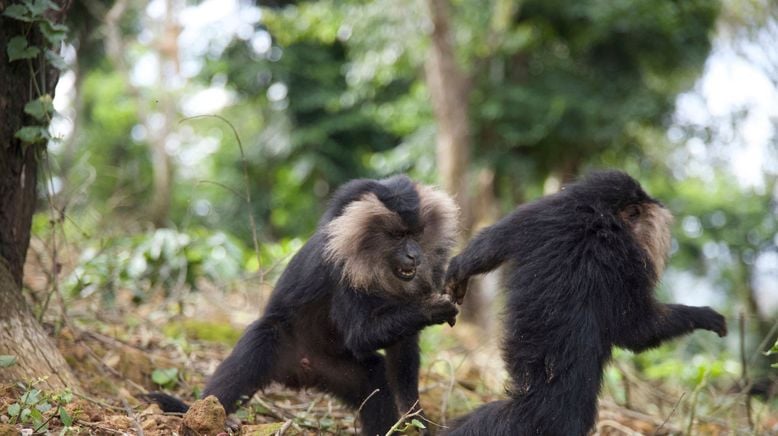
[147,175,458,436]
[443,170,727,436]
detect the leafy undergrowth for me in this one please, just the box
[2,242,776,435]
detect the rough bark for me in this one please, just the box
[0,259,78,388]
[0,9,39,287]
[0,0,78,390]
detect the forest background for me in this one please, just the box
[0,0,776,434]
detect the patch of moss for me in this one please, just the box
[163,320,241,345]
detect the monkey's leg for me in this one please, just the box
[318,353,399,436]
[616,304,727,352]
[202,318,281,413]
[385,334,432,432]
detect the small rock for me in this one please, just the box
[179,395,226,436]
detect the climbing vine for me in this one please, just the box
[3,0,68,148]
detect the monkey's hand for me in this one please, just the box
[444,258,469,305]
[425,293,459,327]
[444,279,469,306]
[694,307,727,337]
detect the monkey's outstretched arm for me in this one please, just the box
[615,304,727,352]
[444,213,521,304]
[332,291,457,356]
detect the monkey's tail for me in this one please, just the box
[142,392,190,413]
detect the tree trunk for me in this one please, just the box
[0,1,78,390]
[425,0,470,223]
[0,259,78,388]
[148,0,179,227]
[425,0,494,326]
[105,0,177,228]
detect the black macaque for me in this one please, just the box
[147,175,460,435]
[442,171,727,436]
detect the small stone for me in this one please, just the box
[179,395,226,436]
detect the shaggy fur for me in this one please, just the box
[146,175,459,436]
[325,192,406,291]
[443,170,727,436]
[324,183,459,295]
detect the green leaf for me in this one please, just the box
[0,355,17,367]
[20,407,31,422]
[39,21,68,44]
[21,389,41,405]
[59,390,73,404]
[45,49,67,69]
[151,367,179,386]
[15,125,49,144]
[7,403,21,417]
[23,0,60,16]
[2,4,34,21]
[24,94,54,121]
[7,36,40,62]
[36,402,52,412]
[411,419,426,429]
[59,407,73,426]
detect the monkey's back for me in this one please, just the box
[496,193,646,435]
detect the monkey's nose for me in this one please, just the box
[405,253,422,268]
[400,256,416,269]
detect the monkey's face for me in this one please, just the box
[378,229,435,294]
[388,233,423,282]
[573,171,674,279]
[620,200,673,278]
[324,183,458,297]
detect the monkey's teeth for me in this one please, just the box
[397,267,416,278]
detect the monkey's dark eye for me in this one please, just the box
[388,231,405,240]
[622,204,642,221]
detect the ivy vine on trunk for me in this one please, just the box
[0,0,78,391]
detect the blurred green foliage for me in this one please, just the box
[60,0,723,233]
[64,228,245,302]
[114,0,719,243]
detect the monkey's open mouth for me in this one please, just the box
[395,266,416,281]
